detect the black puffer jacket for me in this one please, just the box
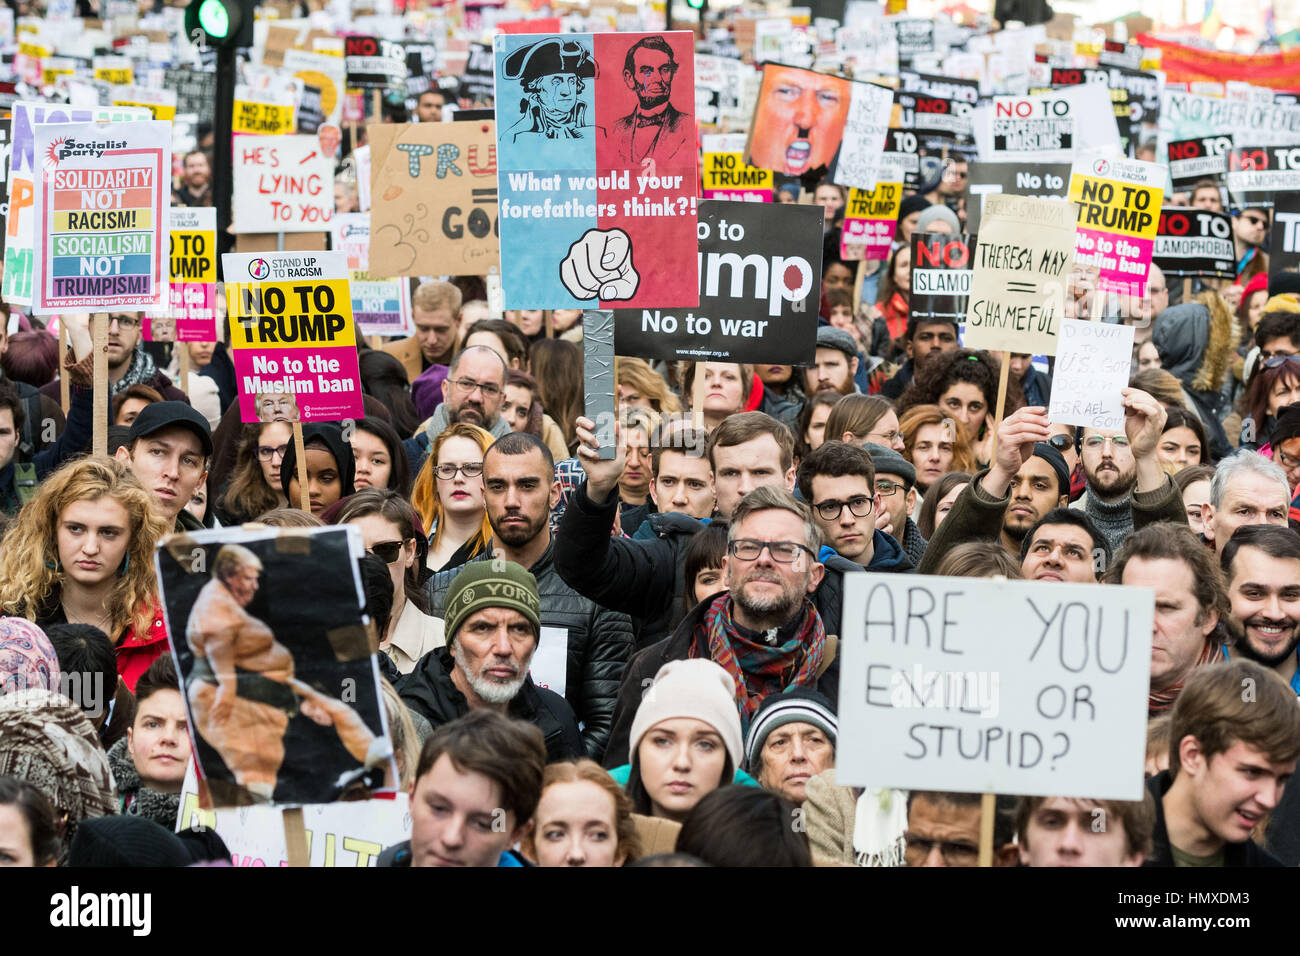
[396,646,584,764]
[424,541,633,762]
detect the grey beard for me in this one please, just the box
[461,652,534,705]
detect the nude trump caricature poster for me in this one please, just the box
[494,32,700,310]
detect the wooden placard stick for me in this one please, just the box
[1182,277,1192,302]
[989,351,1011,461]
[292,421,310,512]
[1090,286,1106,322]
[691,362,707,429]
[853,258,866,317]
[59,322,70,415]
[92,314,108,457]
[978,792,997,867]
[283,808,310,867]
[179,341,190,391]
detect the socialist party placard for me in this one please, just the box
[31,120,170,314]
[495,32,699,310]
[222,252,363,424]
[4,102,151,306]
[612,200,821,365]
[910,232,975,324]
[1153,207,1234,280]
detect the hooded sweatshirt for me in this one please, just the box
[1151,296,1238,460]
[279,422,357,505]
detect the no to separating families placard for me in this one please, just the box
[965,194,1076,355]
[31,119,170,314]
[837,573,1153,799]
[222,251,363,423]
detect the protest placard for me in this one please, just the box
[232,134,334,234]
[894,90,973,143]
[112,85,177,121]
[746,64,857,180]
[3,102,151,306]
[1160,91,1300,151]
[965,161,1070,234]
[457,42,495,106]
[965,194,1075,355]
[176,764,410,866]
[344,35,406,90]
[890,16,934,61]
[840,180,901,261]
[1048,319,1135,431]
[222,250,364,423]
[233,85,297,136]
[1068,155,1164,299]
[910,231,975,324]
[1226,145,1300,211]
[831,80,894,190]
[368,121,498,277]
[695,54,748,130]
[1166,136,1231,188]
[156,525,394,806]
[1153,207,1234,280]
[0,120,10,260]
[975,85,1119,164]
[1271,193,1300,276]
[1048,68,1132,153]
[162,206,218,341]
[837,573,1153,799]
[330,212,413,337]
[283,50,346,128]
[495,31,699,310]
[613,200,820,365]
[93,54,133,86]
[898,69,980,105]
[30,120,170,315]
[701,133,772,201]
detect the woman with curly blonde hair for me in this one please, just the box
[0,456,170,691]
[615,357,682,414]
[412,422,495,573]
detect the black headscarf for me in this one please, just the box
[279,423,356,502]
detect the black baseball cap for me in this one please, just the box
[127,401,213,457]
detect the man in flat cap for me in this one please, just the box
[611,35,693,165]
[503,37,600,143]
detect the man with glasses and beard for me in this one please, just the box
[603,485,842,767]
[611,35,692,165]
[406,345,512,473]
[419,432,633,762]
[399,560,584,763]
[40,312,188,405]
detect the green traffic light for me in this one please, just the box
[197,0,230,38]
[686,0,704,7]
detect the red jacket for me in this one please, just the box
[116,602,170,693]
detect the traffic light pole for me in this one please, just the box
[214,43,236,258]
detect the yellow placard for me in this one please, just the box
[114,99,177,121]
[53,209,153,232]
[170,229,217,284]
[701,152,773,192]
[232,99,296,136]
[227,279,356,350]
[1068,174,1160,239]
[95,67,134,85]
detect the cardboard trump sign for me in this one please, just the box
[837,573,1153,800]
[494,32,699,310]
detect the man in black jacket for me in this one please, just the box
[1143,660,1300,867]
[423,431,632,762]
[558,412,909,654]
[604,485,842,768]
[399,560,583,764]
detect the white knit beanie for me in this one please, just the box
[628,659,744,769]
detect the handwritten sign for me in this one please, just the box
[331,213,413,337]
[1048,319,1135,430]
[231,134,333,234]
[964,195,1075,356]
[837,573,1153,799]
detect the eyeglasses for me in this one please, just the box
[1082,434,1130,450]
[1262,355,1300,369]
[107,314,142,329]
[449,378,502,399]
[903,832,979,866]
[875,480,904,498]
[728,539,816,563]
[435,461,484,480]
[813,496,874,520]
[368,540,410,564]
[866,428,901,445]
[1047,434,1073,452]
[257,444,288,461]
[1277,448,1300,471]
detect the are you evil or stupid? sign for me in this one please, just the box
[223,251,363,424]
[613,200,821,365]
[837,574,1153,800]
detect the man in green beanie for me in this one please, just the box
[396,560,584,762]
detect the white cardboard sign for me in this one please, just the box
[1048,319,1135,431]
